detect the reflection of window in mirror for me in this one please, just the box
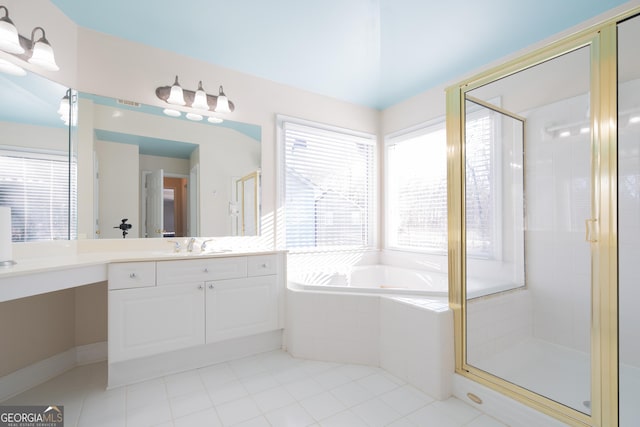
[0,149,73,242]
[0,71,74,241]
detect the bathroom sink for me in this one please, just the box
[198,249,233,255]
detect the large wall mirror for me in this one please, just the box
[0,68,75,242]
[76,94,261,239]
[0,66,261,241]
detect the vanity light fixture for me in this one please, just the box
[0,6,23,54]
[27,27,59,71]
[166,76,186,106]
[191,81,209,110]
[0,6,59,73]
[215,85,231,113]
[156,76,234,122]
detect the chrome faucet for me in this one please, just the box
[167,240,181,253]
[201,239,214,252]
[187,237,197,252]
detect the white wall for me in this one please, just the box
[139,155,189,176]
[0,121,68,152]
[76,98,95,239]
[94,141,139,239]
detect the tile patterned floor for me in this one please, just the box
[2,350,508,427]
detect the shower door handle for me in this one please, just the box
[585,219,598,243]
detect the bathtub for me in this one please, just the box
[288,264,518,298]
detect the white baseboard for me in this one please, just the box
[76,341,107,365]
[0,341,108,403]
[108,332,282,388]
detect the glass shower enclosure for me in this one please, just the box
[445,13,630,424]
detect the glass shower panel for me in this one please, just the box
[618,14,640,427]
[464,46,592,414]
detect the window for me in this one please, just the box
[386,121,447,252]
[385,112,497,258]
[0,149,76,242]
[465,103,498,258]
[280,118,375,251]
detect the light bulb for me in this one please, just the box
[191,81,209,110]
[28,28,59,71]
[166,76,186,106]
[214,85,231,113]
[0,8,25,54]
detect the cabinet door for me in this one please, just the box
[109,283,205,362]
[206,275,278,343]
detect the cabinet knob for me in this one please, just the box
[208,284,214,290]
[129,273,137,279]
[198,284,204,290]
[261,263,268,268]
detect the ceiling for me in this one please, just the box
[51,0,629,109]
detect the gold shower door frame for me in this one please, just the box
[235,170,261,236]
[445,8,634,426]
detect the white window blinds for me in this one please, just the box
[465,105,496,258]
[281,120,375,251]
[386,123,448,252]
[0,150,75,242]
[385,111,496,258]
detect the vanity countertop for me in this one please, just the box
[0,244,284,303]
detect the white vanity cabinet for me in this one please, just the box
[108,253,283,367]
[109,282,205,362]
[206,275,278,343]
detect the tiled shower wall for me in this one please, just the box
[524,92,592,355]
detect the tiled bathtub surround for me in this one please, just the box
[285,288,453,400]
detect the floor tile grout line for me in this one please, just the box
[3,352,496,427]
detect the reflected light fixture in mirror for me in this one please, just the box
[0,5,59,73]
[156,75,234,123]
[57,90,71,125]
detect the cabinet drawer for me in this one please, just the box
[109,262,156,290]
[247,255,278,276]
[156,257,247,285]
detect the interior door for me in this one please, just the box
[146,169,164,238]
